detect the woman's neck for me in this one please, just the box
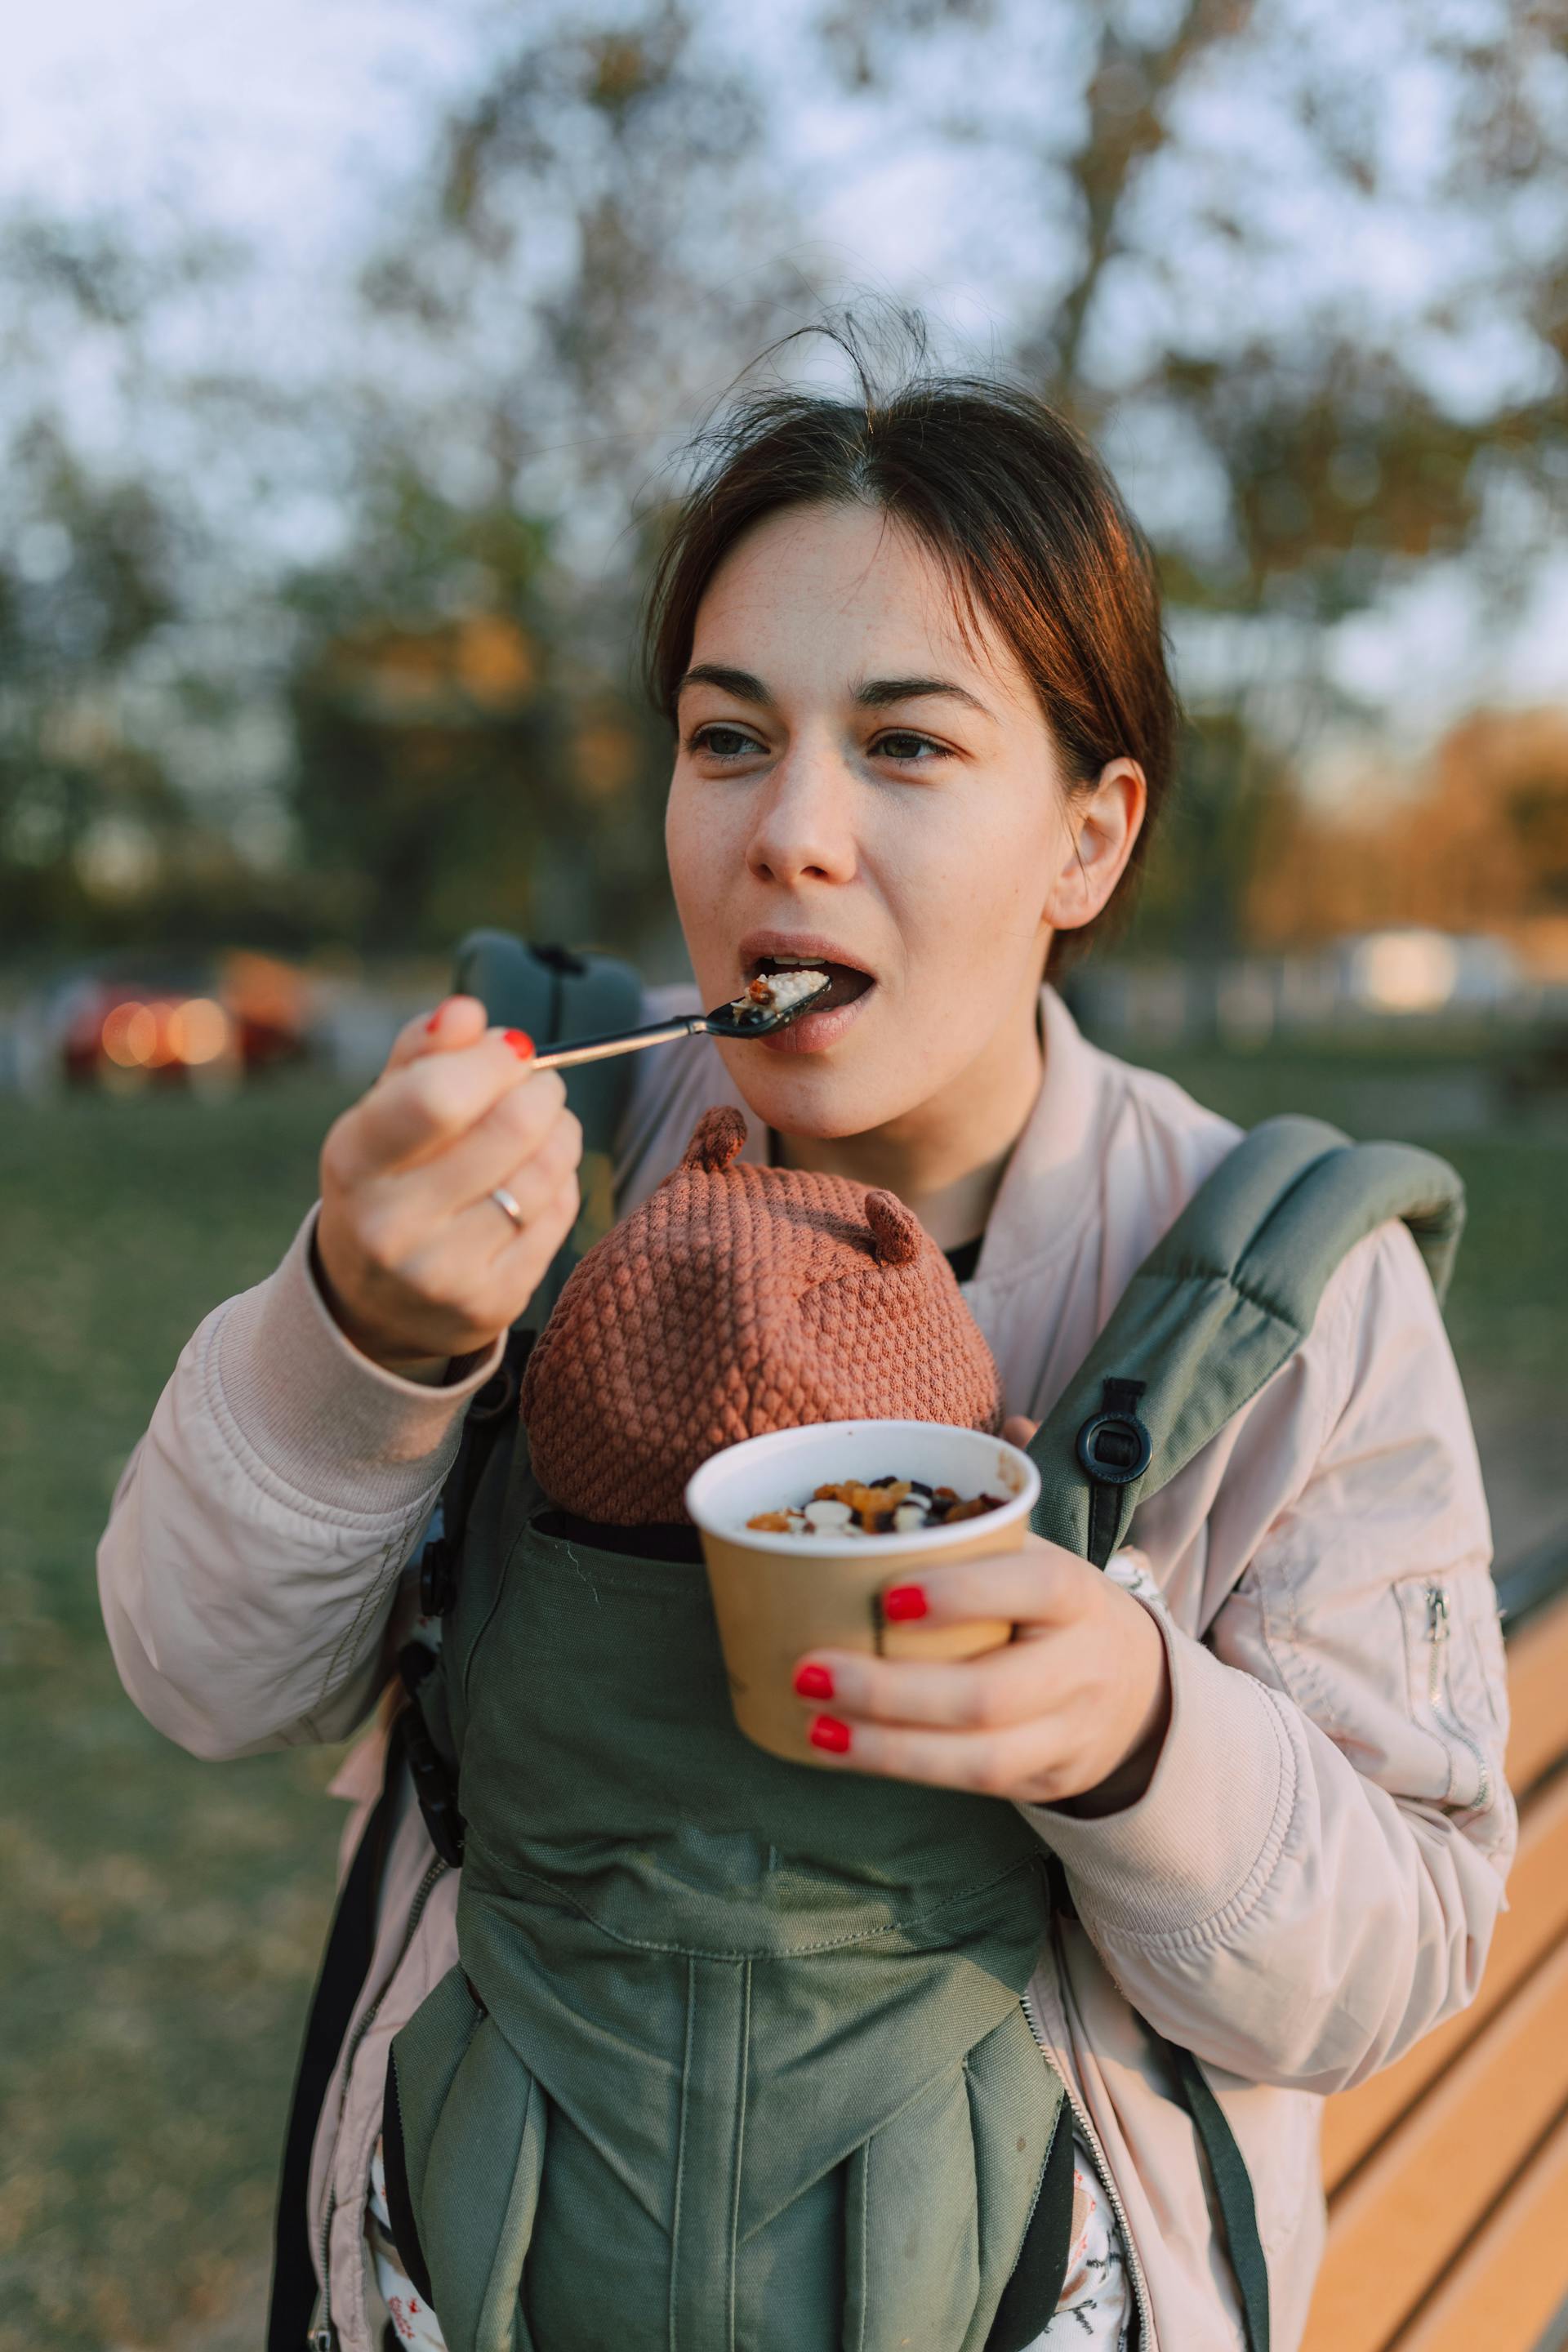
[773,986,1047,1253]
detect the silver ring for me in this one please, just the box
[489,1185,524,1232]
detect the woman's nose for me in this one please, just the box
[744,751,858,889]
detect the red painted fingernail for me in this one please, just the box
[503,1029,535,1059]
[882,1584,927,1622]
[809,1714,852,1754]
[424,997,455,1034]
[794,1662,834,1701]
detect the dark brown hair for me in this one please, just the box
[639,311,1179,969]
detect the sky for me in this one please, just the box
[2,0,1566,782]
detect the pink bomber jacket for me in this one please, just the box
[96,984,1516,2352]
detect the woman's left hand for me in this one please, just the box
[791,1535,1172,1815]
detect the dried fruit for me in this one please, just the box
[746,1473,1005,1538]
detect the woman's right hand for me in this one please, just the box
[313,994,583,1379]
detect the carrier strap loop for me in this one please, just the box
[266,1713,409,2352]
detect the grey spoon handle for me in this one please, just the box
[527,1016,708,1074]
[524,975,831,1072]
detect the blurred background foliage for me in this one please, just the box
[2,0,1566,973]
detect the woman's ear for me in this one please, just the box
[1042,757,1147,936]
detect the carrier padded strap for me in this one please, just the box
[1148,2024,1271,2352]
[984,2099,1076,2352]
[266,1711,409,2352]
[1027,1115,1465,1561]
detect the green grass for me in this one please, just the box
[1,1051,1562,2350]
[0,1076,359,2352]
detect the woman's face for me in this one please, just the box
[665,500,1116,1142]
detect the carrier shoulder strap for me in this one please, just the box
[1028,1112,1465,1569]
[267,934,644,2352]
[1029,1113,1464,2352]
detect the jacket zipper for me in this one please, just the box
[1020,1976,1156,2350]
[309,1856,450,2352]
[1424,1584,1493,1812]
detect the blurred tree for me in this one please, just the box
[817,0,1568,956]
[1246,705,1568,963]
[3,0,1566,966]
[280,463,680,955]
[0,423,181,948]
[0,216,292,956]
[274,1,805,959]
[1129,707,1293,961]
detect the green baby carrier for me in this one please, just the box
[268,935,1465,2352]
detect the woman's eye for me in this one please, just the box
[688,724,762,759]
[873,731,944,763]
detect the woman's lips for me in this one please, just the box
[758,978,876,1055]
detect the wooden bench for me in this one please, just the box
[1302,1535,1568,2352]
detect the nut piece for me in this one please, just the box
[746,1473,1005,1538]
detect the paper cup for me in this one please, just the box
[685,1419,1039,1766]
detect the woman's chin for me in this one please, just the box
[718,991,908,1138]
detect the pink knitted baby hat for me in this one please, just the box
[519,1105,1003,1523]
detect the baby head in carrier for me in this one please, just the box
[519,1104,1002,1537]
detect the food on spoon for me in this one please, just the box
[726,967,830,1025]
[746,1474,1007,1538]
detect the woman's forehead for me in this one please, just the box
[688,501,1032,716]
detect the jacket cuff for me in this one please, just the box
[213,1203,506,1516]
[1018,1606,1294,1940]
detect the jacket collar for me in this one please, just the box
[966,985,1111,1288]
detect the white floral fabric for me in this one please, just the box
[1027,2136,1134,2347]
[367,2138,448,2351]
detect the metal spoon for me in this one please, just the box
[524,969,833,1073]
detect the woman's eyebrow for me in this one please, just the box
[676,663,777,709]
[675,663,995,721]
[852,675,996,721]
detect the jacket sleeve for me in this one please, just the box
[97,1205,503,1762]
[1023,1218,1517,2096]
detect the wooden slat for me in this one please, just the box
[1323,1771,1568,2189]
[1506,1591,1568,1795]
[1300,1938,1568,2352]
[1387,2105,1568,2352]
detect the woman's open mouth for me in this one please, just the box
[741,947,877,1054]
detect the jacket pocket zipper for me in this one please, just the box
[1424,1584,1493,1813]
[310,1855,450,2352]
[1020,1975,1155,2350]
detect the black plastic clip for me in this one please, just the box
[397,1644,466,1868]
[1075,1377,1152,1569]
[1076,1377,1153,1487]
[417,1533,456,1619]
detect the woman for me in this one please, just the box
[98,340,1513,2352]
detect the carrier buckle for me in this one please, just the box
[417,1535,456,1619]
[397,1645,466,1868]
[1075,1378,1152,1487]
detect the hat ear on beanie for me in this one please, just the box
[680,1104,748,1174]
[864,1190,922,1267]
